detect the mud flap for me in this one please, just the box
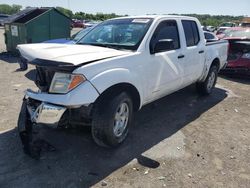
[17,99,56,160]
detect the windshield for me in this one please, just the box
[77,18,153,51]
[224,29,250,38]
[72,27,93,41]
[220,22,235,27]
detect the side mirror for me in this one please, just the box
[151,39,174,54]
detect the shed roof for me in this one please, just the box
[5,7,71,24]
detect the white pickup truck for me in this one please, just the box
[17,15,228,153]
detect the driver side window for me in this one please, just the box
[150,20,180,52]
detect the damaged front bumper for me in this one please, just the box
[18,98,59,159]
[24,90,67,125]
[24,79,100,107]
[18,81,99,158]
[23,79,100,124]
[27,101,66,125]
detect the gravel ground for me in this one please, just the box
[0,27,249,188]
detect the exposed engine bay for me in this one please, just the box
[228,40,250,61]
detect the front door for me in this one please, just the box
[145,20,184,102]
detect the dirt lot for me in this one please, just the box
[0,27,249,188]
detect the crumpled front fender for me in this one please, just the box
[25,81,100,107]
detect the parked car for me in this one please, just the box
[217,27,248,39]
[43,27,94,44]
[84,21,100,28]
[201,25,208,31]
[71,19,85,28]
[0,14,9,26]
[207,26,216,32]
[240,22,250,27]
[17,15,228,157]
[216,22,237,35]
[204,31,219,42]
[220,27,250,76]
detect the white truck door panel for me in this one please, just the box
[181,20,205,85]
[148,50,184,98]
[144,20,184,101]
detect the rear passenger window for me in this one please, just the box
[182,20,200,47]
[150,20,180,51]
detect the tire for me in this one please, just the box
[92,92,133,147]
[196,65,218,95]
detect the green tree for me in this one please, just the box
[0,4,22,15]
[56,6,73,18]
[73,11,121,21]
[11,4,22,14]
[170,13,243,27]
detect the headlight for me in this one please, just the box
[49,72,86,94]
[242,53,250,59]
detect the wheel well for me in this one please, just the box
[95,83,141,111]
[211,58,220,72]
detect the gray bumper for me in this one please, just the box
[27,101,66,125]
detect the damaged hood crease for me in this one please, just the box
[17,43,131,66]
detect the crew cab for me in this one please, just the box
[17,15,228,154]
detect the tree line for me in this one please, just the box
[0,4,22,15]
[0,4,245,27]
[176,14,244,27]
[56,7,123,21]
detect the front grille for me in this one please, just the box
[35,66,55,92]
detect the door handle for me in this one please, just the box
[178,55,185,59]
[199,50,204,54]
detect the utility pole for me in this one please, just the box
[67,0,70,10]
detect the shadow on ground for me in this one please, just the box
[0,86,227,188]
[219,74,250,85]
[0,52,19,64]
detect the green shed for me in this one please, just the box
[4,7,71,52]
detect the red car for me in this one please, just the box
[71,20,85,28]
[220,27,250,76]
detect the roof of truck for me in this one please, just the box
[111,15,195,20]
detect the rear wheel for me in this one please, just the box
[92,92,133,147]
[196,65,218,95]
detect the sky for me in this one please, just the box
[1,0,250,16]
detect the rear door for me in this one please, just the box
[181,20,205,85]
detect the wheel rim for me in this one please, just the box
[113,102,129,137]
[207,71,216,91]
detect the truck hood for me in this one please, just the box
[17,43,131,66]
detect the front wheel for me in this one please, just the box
[196,65,218,95]
[92,92,133,147]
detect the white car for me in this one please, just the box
[17,15,228,155]
[216,22,237,35]
[207,26,216,32]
